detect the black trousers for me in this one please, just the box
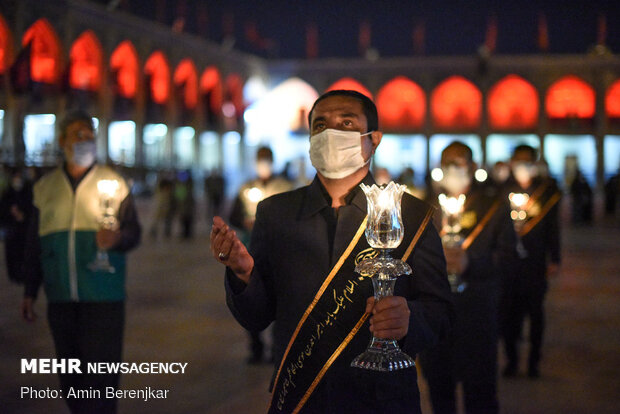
[419,286,499,414]
[47,302,125,414]
[501,283,546,370]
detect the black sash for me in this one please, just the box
[267,207,434,414]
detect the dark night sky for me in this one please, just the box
[109,0,619,58]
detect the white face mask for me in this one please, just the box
[72,141,97,167]
[309,129,372,179]
[256,160,273,180]
[441,166,471,195]
[492,165,510,184]
[512,162,537,186]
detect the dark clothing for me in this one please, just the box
[500,178,561,374]
[225,174,453,413]
[48,302,124,414]
[205,173,225,218]
[420,185,517,414]
[0,181,34,283]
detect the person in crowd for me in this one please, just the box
[604,168,620,217]
[175,169,195,239]
[0,167,34,284]
[210,90,453,413]
[397,167,425,200]
[149,172,175,239]
[204,169,225,219]
[374,166,391,186]
[419,141,517,414]
[229,146,293,363]
[21,110,141,414]
[490,161,511,193]
[501,144,561,379]
[570,169,593,224]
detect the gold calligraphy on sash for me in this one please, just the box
[267,207,434,414]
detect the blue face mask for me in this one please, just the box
[72,141,97,167]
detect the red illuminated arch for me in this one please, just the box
[605,79,620,119]
[110,40,139,99]
[225,73,244,116]
[0,13,13,74]
[545,75,595,119]
[22,18,62,84]
[326,77,373,99]
[431,76,482,130]
[144,51,170,104]
[200,66,223,115]
[488,74,539,130]
[376,76,426,131]
[173,58,198,109]
[69,31,103,91]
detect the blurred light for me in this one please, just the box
[222,102,236,118]
[246,187,264,203]
[474,168,488,182]
[223,131,241,145]
[110,41,138,98]
[431,167,443,182]
[431,76,482,130]
[243,76,268,104]
[546,75,595,119]
[143,123,167,145]
[487,74,538,130]
[243,108,256,124]
[377,76,426,131]
[145,51,171,104]
[326,77,373,99]
[175,126,195,141]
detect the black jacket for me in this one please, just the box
[225,174,453,413]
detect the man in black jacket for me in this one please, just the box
[419,141,517,414]
[501,145,561,379]
[210,90,453,413]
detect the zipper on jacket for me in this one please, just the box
[68,193,79,301]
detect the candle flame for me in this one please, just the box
[438,193,466,216]
[97,180,119,198]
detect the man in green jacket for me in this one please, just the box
[21,110,141,414]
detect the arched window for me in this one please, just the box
[173,58,198,109]
[144,51,170,104]
[605,79,620,119]
[545,75,595,119]
[69,30,103,91]
[22,18,62,84]
[487,74,539,130]
[376,76,426,131]
[0,13,13,74]
[200,66,223,121]
[326,77,373,99]
[110,40,139,99]
[431,76,482,130]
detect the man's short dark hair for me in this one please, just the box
[308,90,379,133]
[513,144,538,161]
[443,141,473,163]
[256,146,273,162]
[59,110,94,137]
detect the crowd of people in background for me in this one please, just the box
[1,150,619,280]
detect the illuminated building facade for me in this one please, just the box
[1,0,619,192]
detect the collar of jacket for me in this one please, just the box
[299,173,375,219]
